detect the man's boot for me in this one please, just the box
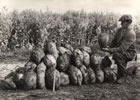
[116,76,126,84]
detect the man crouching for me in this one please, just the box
[102,14,137,84]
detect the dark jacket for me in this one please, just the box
[110,26,136,54]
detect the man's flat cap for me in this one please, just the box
[119,14,132,22]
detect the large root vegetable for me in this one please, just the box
[36,62,46,89]
[101,56,117,82]
[44,41,59,59]
[91,54,104,83]
[45,68,60,90]
[101,56,112,69]
[95,68,104,83]
[3,67,25,90]
[104,67,117,82]
[0,80,16,90]
[87,67,96,84]
[24,61,37,72]
[43,54,57,70]
[13,67,25,89]
[60,72,70,86]
[57,53,70,72]
[67,65,83,86]
[63,43,74,52]
[58,47,68,55]
[72,49,84,68]
[82,51,90,68]
[126,64,138,76]
[58,46,72,56]
[91,54,102,70]
[78,46,92,55]
[24,69,37,90]
[98,33,109,49]
[30,48,45,64]
[2,72,16,90]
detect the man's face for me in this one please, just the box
[121,20,131,28]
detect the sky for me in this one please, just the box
[0,0,140,15]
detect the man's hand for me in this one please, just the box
[102,48,110,52]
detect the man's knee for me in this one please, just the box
[112,52,126,65]
[112,53,121,61]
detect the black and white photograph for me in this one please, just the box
[0,0,140,100]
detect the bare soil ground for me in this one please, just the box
[0,49,140,100]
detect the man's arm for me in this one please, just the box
[109,31,136,53]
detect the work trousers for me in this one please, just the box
[112,51,136,78]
